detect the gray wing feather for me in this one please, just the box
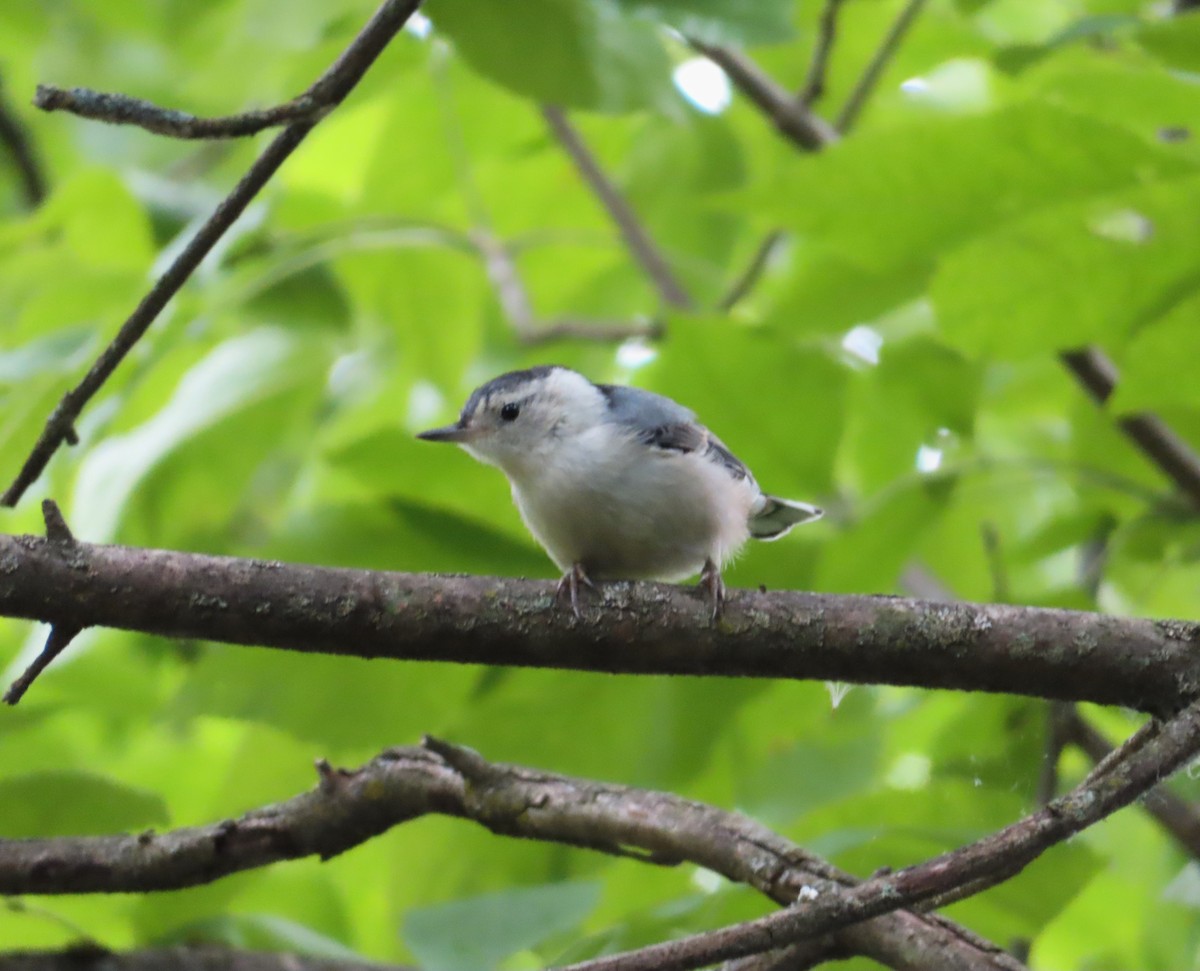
[598,384,752,483]
[597,384,696,429]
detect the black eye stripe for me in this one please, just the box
[500,402,520,421]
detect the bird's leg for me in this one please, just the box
[556,562,598,618]
[699,557,725,622]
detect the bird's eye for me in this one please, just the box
[500,402,520,422]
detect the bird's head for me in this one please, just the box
[417,366,607,475]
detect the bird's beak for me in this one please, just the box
[417,423,470,444]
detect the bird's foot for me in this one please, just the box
[556,562,599,618]
[699,558,725,623]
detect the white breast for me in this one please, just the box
[507,426,758,581]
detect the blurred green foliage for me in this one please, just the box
[1,1,1200,968]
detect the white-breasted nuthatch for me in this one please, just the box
[417,365,822,618]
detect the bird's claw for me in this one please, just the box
[700,558,725,623]
[556,562,598,618]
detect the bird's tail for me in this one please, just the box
[749,495,823,540]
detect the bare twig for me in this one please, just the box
[0,739,1026,971]
[1062,708,1200,859]
[2,500,82,705]
[0,78,46,206]
[434,58,663,344]
[688,42,838,152]
[1,534,1199,712]
[0,0,424,508]
[718,230,788,312]
[834,0,928,133]
[541,105,694,309]
[33,86,323,139]
[517,317,663,345]
[551,701,1200,971]
[718,943,844,971]
[2,624,80,706]
[1060,346,1200,510]
[980,523,1008,603]
[799,0,846,106]
[470,230,659,344]
[1035,702,1072,807]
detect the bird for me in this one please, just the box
[417,365,822,619]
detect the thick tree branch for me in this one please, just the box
[1061,346,1200,509]
[0,534,1198,712]
[553,702,1200,971]
[0,0,424,509]
[541,105,694,309]
[0,739,1022,971]
[834,0,927,133]
[688,43,838,151]
[0,79,46,207]
[0,947,409,971]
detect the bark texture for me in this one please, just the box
[1,533,1198,713]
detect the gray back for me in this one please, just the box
[596,383,696,431]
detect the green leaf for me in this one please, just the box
[428,0,676,112]
[769,244,927,337]
[615,0,794,46]
[71,328,329,541]
[155,913,363,959]
[931,173,1200,357]
[0,771,167,837]
[818,475,955,593]
[1020,48,1200,148]
[0,328,99,383]
[403,881,601,971]
[36,169,156,271]
[644,318,849,495]
[839,337,981,491]
[1136,13,1200,72]
[1110,290,1200,412]
[769,104,1194,270]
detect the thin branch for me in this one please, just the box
[540,105,694,309]
[2,624,79,706]
[1060,346,1200,510]
[0,0,425,509]
[2,501,82,705]
[470,230,660,344]
[1035,702,1072,807]
[834,0,928,134]
[718,943,844,971]
[688,42,838,152]
[1,534,1199,713]
[0,740,1023,971]
[980,523,1008,603]
[433,59,663,344]
[0,946,411,971]
[799,0,846,107]
[552,701,1200,971]
[718,231,787,312]
[0,78,46,206]
[1062,708,1200,859]
[32,86,324,139]
[516,317,663,345]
